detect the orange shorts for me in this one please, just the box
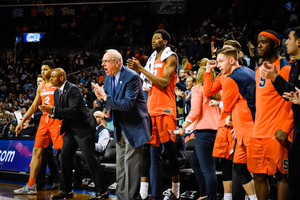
[233,141,247,164]
[247,137,289,175]
[148,115,176,147]
[213,126,234,160]
[34,114,64,149]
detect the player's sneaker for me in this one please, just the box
[14,184,37,195]
[169,192,181,200]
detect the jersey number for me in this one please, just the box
[283,159,289,171]
[259,77,266,88]
[44,96,50,104]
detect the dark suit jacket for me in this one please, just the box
[104,66,151,148]
[0,124,9,136]
[53,81,96,138]
[183,92,191,119]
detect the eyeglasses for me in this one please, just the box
[101,60,117,64]
[95,116,104,119]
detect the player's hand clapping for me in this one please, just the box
[282,87,300,105]
[260,61,278,82]
[126,57,143,72]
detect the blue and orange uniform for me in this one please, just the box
[248,57,294,175]
[222,66,256,164]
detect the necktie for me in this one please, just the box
[59,89,63,106]
[112,76,116,96]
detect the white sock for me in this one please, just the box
[139,182,149,199]
[248,194,258,200]
[223,193,232,200]
[245,195,249,200]
[172,182,180,199]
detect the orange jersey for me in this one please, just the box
[223,66,256,146]
[253,58,293,138]
[40,82,57,114]
[147,56,177,120]
[203,72,227,127]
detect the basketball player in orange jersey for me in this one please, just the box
[204,40,246,200]
[247,30,293,200]
[214,47,258,200]
[127,29,180,200]
[14,60,63,195]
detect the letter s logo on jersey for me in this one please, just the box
[283,159,289,171]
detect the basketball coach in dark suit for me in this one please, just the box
[39,68,108,200]
[92,49,151,200]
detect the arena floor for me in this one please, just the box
[0,181,117,200]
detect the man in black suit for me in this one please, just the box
[39,68,108,200]
[0,117,10,136]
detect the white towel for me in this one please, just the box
[14,110,22,125]
[140,47,178,90]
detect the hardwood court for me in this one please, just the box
[0,182,117,200]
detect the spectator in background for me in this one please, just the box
[182,57,192,70]
[83,87,97,109]
[20,70,29,83]
[0,117,10,137]
[135,48,146,66]
[15,84,22,96]
[68,50,75,59]
[22,23,29,33]
[8,120,17,136]
[182,76,196,120]
[71,19,76,28]
[8,112,17,125]
[175,76,196,123]
[92,99,104,114]
[197,34,211,60]
[94,50,101,61]
[11,74,19,85]
[176,69,187,91]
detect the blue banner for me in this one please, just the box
[0,140,34,172]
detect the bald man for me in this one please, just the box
[40,68,108,200]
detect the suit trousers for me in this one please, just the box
[60,132,106,193]
[116,130,142,200]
